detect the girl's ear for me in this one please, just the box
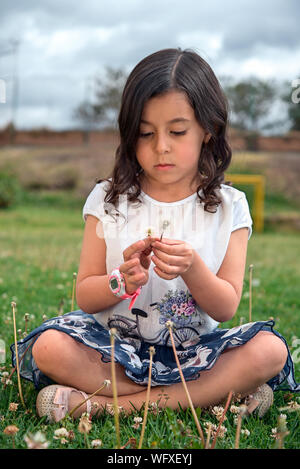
[204,133,212,144]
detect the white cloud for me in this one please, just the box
[0,0,299,130]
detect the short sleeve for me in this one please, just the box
[82,182,107,222]
[232,193,253,240]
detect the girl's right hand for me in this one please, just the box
[120,237,154,295]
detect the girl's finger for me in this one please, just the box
[151,254,179,277]
[152,248,182,266]
[123,237,153,262]
[151,240,186,255]
[153,266,178,280]
[120,257,140,274]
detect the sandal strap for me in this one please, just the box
[78,390,92,414]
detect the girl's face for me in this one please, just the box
[136,90,211,200]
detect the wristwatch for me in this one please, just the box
[108,268,141,310]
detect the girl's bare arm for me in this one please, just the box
[76,215,153,314]
[75,215,121,314]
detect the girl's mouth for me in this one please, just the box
[155,164,175,170]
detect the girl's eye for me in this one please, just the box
[139,130,186,138]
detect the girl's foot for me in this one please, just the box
[245,383,274,418]
[36,385,92,422]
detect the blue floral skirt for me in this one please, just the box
[10,310,300,392]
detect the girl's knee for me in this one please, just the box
[32,329,70,371]
[247,331,288,379]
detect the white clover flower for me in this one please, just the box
[133,416,143,423]
[91,439,102,448]
[54,427,69,439]
[211,406,226,421]
[271,427,278,438]
[24,431,49,449]
[229,405,240,414]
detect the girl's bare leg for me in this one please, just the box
[32,330,147,397]
[32,329,287,417]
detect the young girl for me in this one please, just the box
[11,48,299,423]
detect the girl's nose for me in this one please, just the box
[154,133,171,154]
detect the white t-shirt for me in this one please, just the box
[82,180,253,348]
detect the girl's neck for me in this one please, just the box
[139,174,201,203]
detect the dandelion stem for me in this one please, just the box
[71,272,77,312]
[11,302,26,409]
[249,264,253,322]
[210,390,233,449]
[138,346,155,449]
[3,341,32,390]
[68,381,109,418]
[205,422,212,449]
[110,329,120,449]
[166,321,205,447]
[234,414,242,449]
[234,404,248,449]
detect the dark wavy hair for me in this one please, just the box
[97,47,232,213]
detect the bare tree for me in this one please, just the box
[223,77,279,133]
[73,66,127,141]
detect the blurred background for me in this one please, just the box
[0,0,300,231]
[1,3,300,449]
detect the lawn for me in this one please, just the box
[0,190,299,449]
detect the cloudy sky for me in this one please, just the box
[0,0,299,131]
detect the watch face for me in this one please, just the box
[110,277,119,291]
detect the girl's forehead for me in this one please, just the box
[141,90,195,121]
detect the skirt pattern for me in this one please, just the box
[10,310,300,392]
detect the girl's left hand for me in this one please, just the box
[150,238,195,280]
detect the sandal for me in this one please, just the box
[245,383,274,418]
[36,385,92,423]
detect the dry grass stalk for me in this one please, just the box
[205,422,213,449]
[110,328,120,449]
[165,320,205,447]
[3,341,32,390]
[276,414,289,449]
[24,313,29,334]
[11,302,26,408]
[3,425,19,448]
[71,272,77,311]
[68,380,110,418]
[249,264,253,322]
[138,346,155,449]
[234,404,248,449]
[210,390,233,449]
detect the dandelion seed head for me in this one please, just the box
[165,320,174,329]
[110,328,117,337]
[8,402,19,412]
[3,425,19,435]
[78,414,92,434]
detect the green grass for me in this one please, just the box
[0,191,299,449]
